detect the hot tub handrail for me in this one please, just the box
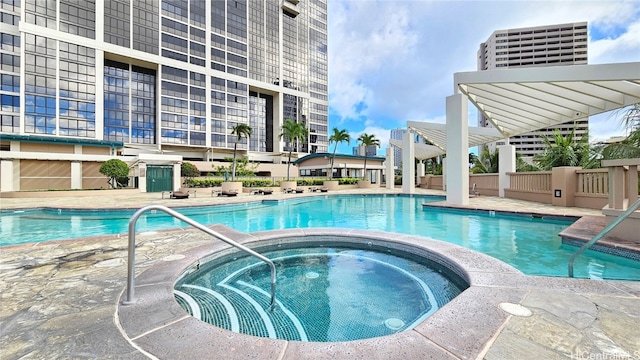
[123,204,276,309]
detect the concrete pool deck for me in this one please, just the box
[1,188,639,359]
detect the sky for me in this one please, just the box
[326,0,640,155]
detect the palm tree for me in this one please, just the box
[533,128,589,170]
[601,103,640,160]
[280,119,309,181]
[328,128,350,180]
[471,147,499,174]
[231,123,252,181]
[357,133,380,180]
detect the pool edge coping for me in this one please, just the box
[115,227,635,359]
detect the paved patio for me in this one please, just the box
[1,188,638,359]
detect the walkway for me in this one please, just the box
[0,188,638,359]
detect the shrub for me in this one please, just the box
[99,159,129,189]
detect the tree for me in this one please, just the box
[99,159,129,189]
[181,162,200,186]
[357,133,380,180]
[231,123,252,181]
[533,128,589,170]
[213,157,257,177]
[516,154,540,172]
[471,147,499,174]
[601,103,640,160]
[328,128,350,180]
[279,119,309,181]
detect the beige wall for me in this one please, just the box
[82,161,108,189]
[20,160,71,190]
[20,143,74,154]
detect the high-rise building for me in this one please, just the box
[352,144,378,157]
[0,0,328,191]
[389,128,404,168]
[477,22,588,158]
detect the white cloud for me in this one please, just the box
[590,20,640,63]
[353,125,393,154]
[328,0,640,143]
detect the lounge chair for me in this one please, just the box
[260,188,273,195]
[319,187,329,192]
[284,187,294,193]
[171,191,189,199]
[295,188,304,193]
[218,190,238,197]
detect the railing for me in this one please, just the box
[508,171,552,192]
[576,169,608,196]
[568,199,640,277]
[123,205,277,309]
[469,174,499,195]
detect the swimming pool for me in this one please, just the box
[2,194,638,280]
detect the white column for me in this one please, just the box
[0,159,14,192]
[497,145,516,198]
[71,161,82,189]
[173,162,182,191]
[442,158,446,191]
[445,94,469,205]
[402,131,415,193]
[138,162,147,193]
[386,146,394,189]
[94,50,104,140]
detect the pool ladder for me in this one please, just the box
[122,204,277,310]
[568,199,640,277]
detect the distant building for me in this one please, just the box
[477,22,589,158]
[352,144,378,157]
[389,128,428,168]
[295,153,386,183]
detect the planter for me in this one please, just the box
[323,180,339,191]
[357,180,371,188]
[280,181,297,191]
[221,181,243,193]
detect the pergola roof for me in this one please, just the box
[396,62,640,153]
[403,122,504,158]
[389,138,446,160]
[457,62,640,138]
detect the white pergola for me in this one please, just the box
[394,62,640,204]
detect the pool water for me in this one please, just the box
[1,195,638,280]
[174,244,467,342]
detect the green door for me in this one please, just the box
[146,165,173,192]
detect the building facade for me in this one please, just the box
[0,0,328,192]
[477,22,589,159]
[352,144,377,157]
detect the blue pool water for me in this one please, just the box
[1,195,638,280]
[175,244,467,342]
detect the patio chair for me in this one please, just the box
[170,191,189,199]
[261,188,274,195]
[295,188,304,193]
[319,187,329,192]
[218,190,238,197]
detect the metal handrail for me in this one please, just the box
[568,199,640,277]
[122,205,277,309]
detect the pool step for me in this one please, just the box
[175,280,308,341]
